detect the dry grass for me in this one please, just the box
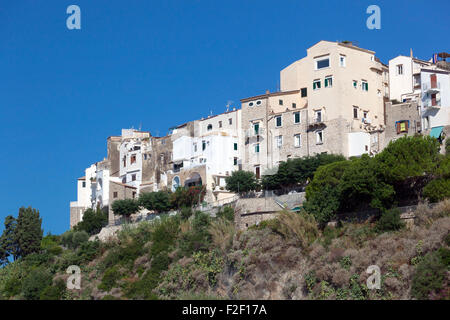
[276,210,319,249]
[208,218,235,253]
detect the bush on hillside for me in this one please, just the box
[375,209,405,233]
[21,268,52,300]
[423,178,450,203]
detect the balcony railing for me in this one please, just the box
[246,127,265,137]
[423,98,441,109]
[422,82,441,93]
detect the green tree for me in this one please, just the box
[15,207,43,258]
[73,207,108,235]
[0,215,19,263]
[21,268,52,300]
[139,191,172,213]
[303,160,350,224]
[225,170,259,194]
[111,199,140,219]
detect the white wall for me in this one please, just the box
[348,132,371,157]
[389,56,413,101]
[421,69,450,129]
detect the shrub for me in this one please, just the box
[376,209,405,233]
[225,170,259,194]
[21,268,52,300]
[98,266,121,292]
[139,191,172,213]
[274,210,319,249]
[72,231,89,248]
[411,251,447,299]
[208,218,235,253]
[40,279,66,300]
[180,207,193,220]
[217,206,234,222]
[73,208,108,235]
[423,178,450,203]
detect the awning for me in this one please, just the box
[430,126,444,139]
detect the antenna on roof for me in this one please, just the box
[226,100,233,112]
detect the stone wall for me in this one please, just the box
[384,101,421,148]
[108,181,137,224]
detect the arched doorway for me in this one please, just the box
[184,172,202,187]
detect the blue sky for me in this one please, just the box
[0,0,449,235]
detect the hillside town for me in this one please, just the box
[70,40,450,228]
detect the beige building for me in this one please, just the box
[240,41,388,177]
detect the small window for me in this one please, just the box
[353,107,358,119]
[301,87,307,97]
[315,110,322,122]
[234,157,238,165]
[255,143,260,153]
[292,103,296,108]
[397,64,403,75]
[256,100,262,105]
[313,80,321,90]
[131,154,136,164]
[219,121,222,128]
[353,80,358,88]
[316,58,330,69]
[113,192,118,198]
[82,181,86,188]
[194,143,197,152]
[144,154,147,160]
[276,135,283,148]
[279,99,283,106]
[363,111,368,119]
[254,122,260,135]
[316,131,323,144]
[362,81,368,91]
[249,102,254,107]
[207,124,213,131]
[294,134,301,148]
[339,55,346,67]
[132,192,136,199]
[325,76,333,88]
[294,112,300,124]
[255,166,260,179]
[275,116,282,127]
[234,142,238,151]
[229,118,232,125]
[122,177,126,184]
[202,140,206,151]
[132,174,136,181]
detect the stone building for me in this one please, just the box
[384,101,421,147]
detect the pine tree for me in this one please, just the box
[15,207,43,258]
[0,215,19,263]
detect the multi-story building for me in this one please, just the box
[389,54,450,147]
[169,108,242,202]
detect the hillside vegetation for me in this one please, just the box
[0,136,449,300]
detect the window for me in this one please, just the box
[207,124,212,131]
[194,143,197,152]
[313,79,321,90]
[315,110,322,122]
[294,112,300,124]
[353,80,358,89]
[339,55,346,67]
[256,100,262,105]
[234,143,238,151]
[131,154,136,164]
[353,107,358,119]
[397,64,403,75]
[396,121,409,134]
[275,116,282,127]
[363,111,368,119]
[82,181,86,188]
[132,192,136,199]
[123,156,126,167]
[276,135,283,148]
[132,174,136,181]
[113,192,118,198]
[316,131,324,144]
[219,121,222,128]
[254,143,260,153]
[229,118,232,125]
[122,177,126,184]
[362,81,368,91]
[316,58,330,70]
[234,157,238,165]
[278,99,283,106]
[292,103,296,108]
[144,154,147,160]
[202,140,206,151]
[294,134,301,148]
[301,87,307,97]
[249,102,254,107]
[254,122,260,135]
[325,76,333,88]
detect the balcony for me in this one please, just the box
[423,98,441,109]
[308,114,326,128]
[246,127,265,137]
[422,82,441,94]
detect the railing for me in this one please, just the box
[422,82,441,92]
